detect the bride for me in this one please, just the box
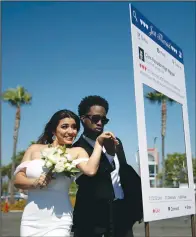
[14,109,118,237]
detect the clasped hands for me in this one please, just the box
[100,131,119,156]
[33,170,54,189]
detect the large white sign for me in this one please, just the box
[129,4,195,221]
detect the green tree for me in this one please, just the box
[1,166,11,195]
[1,151,25,179]
[1,150,25,195]
[2,181,9,194]
[164,153,191,187]
[15,151,25,166]
[1,164,11,179]
[2,86,32,203]
[1,165,11,195]
[145,90,175,186]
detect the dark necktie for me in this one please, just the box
[112,160,116,169]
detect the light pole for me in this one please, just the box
[153,137,158,149]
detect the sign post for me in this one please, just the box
[129,4,195,236]
[191,215,196,237]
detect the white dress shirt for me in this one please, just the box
[83,135,124,200]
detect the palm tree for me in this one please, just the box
[2,86,32,203]
[145,90,175,186]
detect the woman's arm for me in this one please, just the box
[75,131,118,176]
[14,170,39,189]
[14,170,51,190]
[14,145,51,189]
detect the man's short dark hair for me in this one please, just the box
[78,95,109,117]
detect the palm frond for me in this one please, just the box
[145,90,176,105]
[2,86,32,107]
[23,93,32,104]
[145,91,162,104]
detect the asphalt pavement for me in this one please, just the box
[1,212,195,237]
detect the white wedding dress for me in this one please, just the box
[14,158,88,237]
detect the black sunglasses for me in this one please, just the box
[85,115,110,125]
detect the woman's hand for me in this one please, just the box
[32,172,52,189]
[96,131,119,147]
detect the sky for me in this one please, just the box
[2,1,195,173]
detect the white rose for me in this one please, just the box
[46,147,56,153]
[64,163,71,169]
[57,148,64,156]
[41,147,56,158]
[60,157,67,163]
[54,162,65,173]
[45,160,53,169]
[66,164,75,171]
[41,148,51,157]
[54,152,62,160]
[47,154,58,164]
[65,154,73,161]
[54,154,68,165]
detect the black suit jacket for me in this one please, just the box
[72,135,143,233]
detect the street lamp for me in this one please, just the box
[154,137,158,149]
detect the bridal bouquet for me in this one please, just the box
[41,145,80,177]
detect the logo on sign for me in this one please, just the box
[153,208,160,213]
[185,205,191,210]
[170,45,178,54]
[138,47,145,62]
[139,63,147,71]
[140,19,149,30]
[168,206,179,211]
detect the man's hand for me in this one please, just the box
[97,131,119,152]
[103,137,117,156]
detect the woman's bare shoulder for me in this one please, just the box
[21,144,47,162]
[28,144,48,152]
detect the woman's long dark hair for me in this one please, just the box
[37,109,80,144]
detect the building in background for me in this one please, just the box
[148,148,159,187]
[136,148,159,187]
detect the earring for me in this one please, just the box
[52,135,56,141]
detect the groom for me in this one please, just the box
[72,95,143,237]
